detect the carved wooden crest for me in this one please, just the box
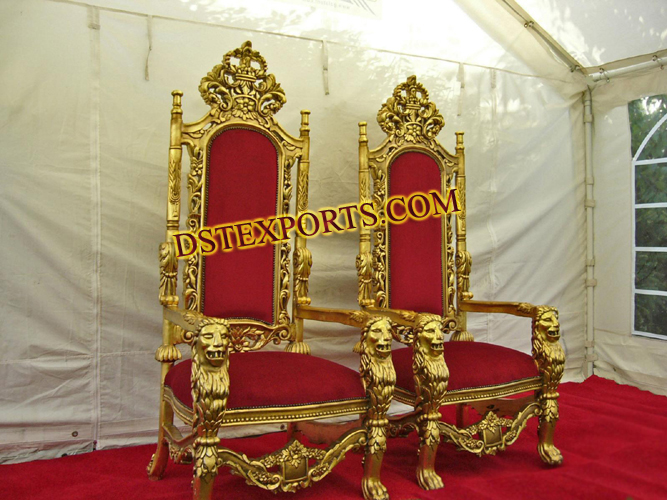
[377,75,445,145]
[199,41,286,125]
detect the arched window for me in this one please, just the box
[629,94,667,339]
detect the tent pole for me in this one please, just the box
[589,56,665,84]
[584,88,596,378]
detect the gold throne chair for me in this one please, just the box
[355,75,565,489]
[147,41,397,500]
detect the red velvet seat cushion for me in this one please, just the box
[165,352,366,410]
[393,342,539,393]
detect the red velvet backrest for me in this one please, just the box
[387,151,444,316]
[202,128,279,324]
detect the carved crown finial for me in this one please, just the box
[377,75,445,145]
[198,41,286,126]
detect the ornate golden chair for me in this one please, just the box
[147,41,396,500]
[356,75,565,489]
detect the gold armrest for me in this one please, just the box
[297,304,423,328]
[163,306,200,335]
[296,304,370,328]
[459,300,557,320]
[296,305,408,355]
[161,307,292,353]
[362,306,420,326]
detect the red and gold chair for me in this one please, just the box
[356,75,565,490]
[147,41,396,500]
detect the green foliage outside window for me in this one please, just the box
[628,94,667,338]
[629,94,667,159]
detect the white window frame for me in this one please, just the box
[631,112,667,340]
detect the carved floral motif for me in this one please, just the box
[199,41,286,127]
[377,75,445,147]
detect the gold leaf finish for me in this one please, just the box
[413,315,449,490]
[532,306,564,465]
[158,241,179,307]
[153,42,401,500]
[191,318,231,493]
[183,148,203,312]
[357,75,566,491]
[294,247,312,306]
[199,41,286,127]
[377,75,445,147]
[359,317,396,500]
[356,251,373,306]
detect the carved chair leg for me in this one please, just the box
[531,306,564,466]
[359,316,396,500]
[412,314,448,490]
[193,435,221,500]
[190,317,231,499]
[537,397,562,465]
[147,431,170,480]
[416,419,444,490]
[148,367,176,480]
[362,423,389,500]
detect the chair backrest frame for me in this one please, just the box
[160,41,311,352]
[357,75,473,338]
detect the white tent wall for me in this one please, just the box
[1,0,587,462]
[0,1,98,462]
[592,70,667,396]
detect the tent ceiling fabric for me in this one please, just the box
[83,0,538,76]
[519,0,667,69]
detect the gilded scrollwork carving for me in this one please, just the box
[293,247,312,305]
[370,165,387,308]
[388,324,412,344]
[279,241,292,323]
[531,306,564,465]
[167,158,181,220]
[356,250,373,306]
[437,420,485,455]
[283,155,295,214]
[452,248,474,341]
[297,167,309,214]
[227,323,292,352]
[174,310,293,352]
[377,75,445,147]
[199,41,286,127]
[169,443,193,464]
[214,429,366,493]
[435,401,541,457]
[445,212,456,316]
[455,173,467,237]
[455,250,473,302]
[184,147,204,311]
[159,241,179,307]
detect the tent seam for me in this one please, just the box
[88,5,102,449]
[485,69,500,342]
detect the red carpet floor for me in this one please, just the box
[2,376,667,499]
